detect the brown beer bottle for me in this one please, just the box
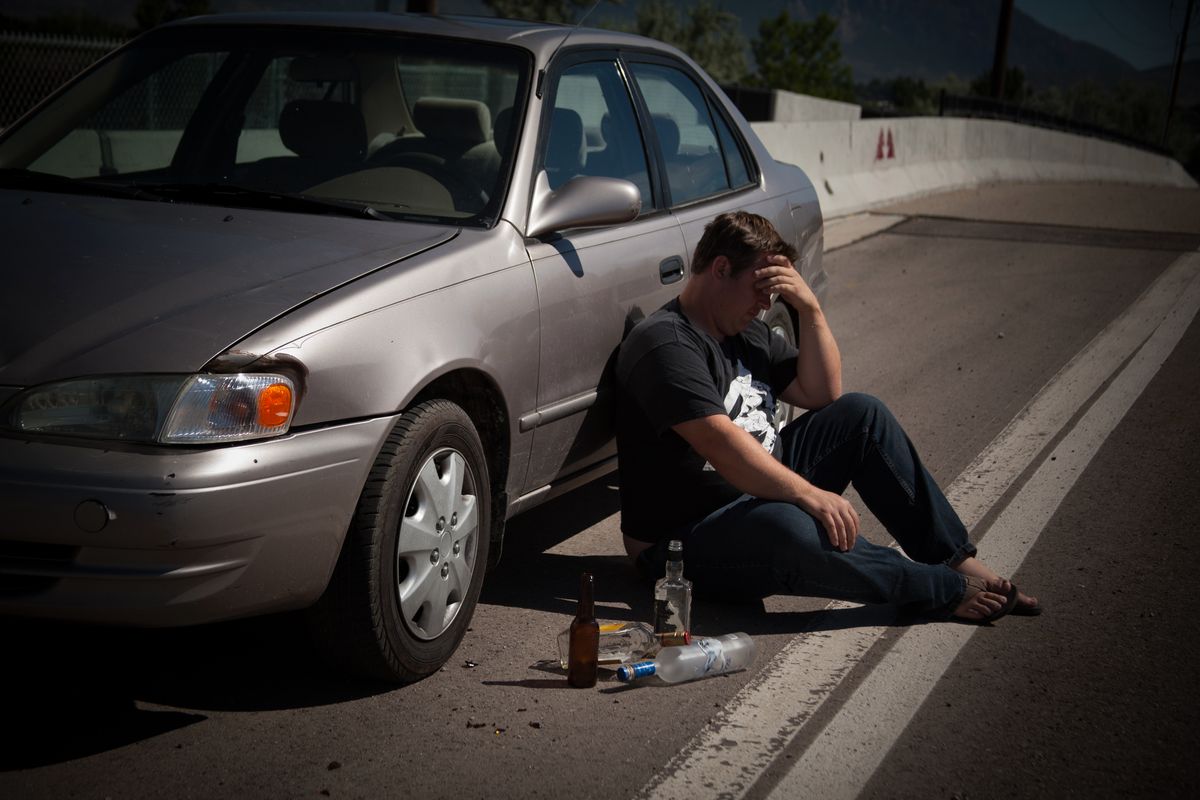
[567,572,600,688]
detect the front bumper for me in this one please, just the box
[0,416,396,626]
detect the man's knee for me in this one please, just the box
[833,392,890,423]
[751,503,828,562]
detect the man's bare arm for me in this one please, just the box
[673,413,859,551]
[754,256,842,409]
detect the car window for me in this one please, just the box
[0,28,530,227]
[235,56,358,165]
[28,51,228,179]
[711,99,754,188]
[628,62,743,205]
[545,60,652,207]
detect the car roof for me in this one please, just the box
[167,12,680,65]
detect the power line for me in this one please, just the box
[1089,0,1171,54]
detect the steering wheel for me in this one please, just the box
[371,152,489,212]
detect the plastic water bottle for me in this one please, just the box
[616,632,755,684]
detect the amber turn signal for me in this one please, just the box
[257,383,293,428]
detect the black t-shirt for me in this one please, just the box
[615,297,798,542]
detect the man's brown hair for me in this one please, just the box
[690,211,798,276]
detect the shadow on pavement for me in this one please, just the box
[0,612,396,768]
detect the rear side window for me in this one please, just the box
[628,62,753,205]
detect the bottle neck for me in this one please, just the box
[577,572,595,619]
[665,559,684,580]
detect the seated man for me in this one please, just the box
[615,211,1040,622]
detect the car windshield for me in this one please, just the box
[0,25,530,226]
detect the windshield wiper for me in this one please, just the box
[0,168,166,201]
[141,182,393,220]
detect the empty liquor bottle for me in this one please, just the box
[653,539,692,635]
[616,632,756,684]
[567,572,599,688]
[556,621,690,670]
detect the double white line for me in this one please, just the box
[638,251,1200,800]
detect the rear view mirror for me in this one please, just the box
[526,173,641,239]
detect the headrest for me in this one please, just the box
[279,100,366,161]
[493,106,515,152]
[413,98,492,145]
[652,114,680,158]
[545,107,585,177]
[600,112,614,144]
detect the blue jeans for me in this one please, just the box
[635,393,973,616]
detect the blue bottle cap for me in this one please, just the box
[616,661,657,682]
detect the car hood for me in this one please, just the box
[0,191,457,386]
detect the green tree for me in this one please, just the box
[621,0,748,84]
[750,11,853,101]
[483,0,607,24]
[969,66,1030,104]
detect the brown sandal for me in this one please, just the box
[955,576,1019,624]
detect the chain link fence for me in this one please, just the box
[1,32,125,128]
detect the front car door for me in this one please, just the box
[520,51,687,497]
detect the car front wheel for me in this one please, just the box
[310,399,490,682]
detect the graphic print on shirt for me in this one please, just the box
[702,359,777,471]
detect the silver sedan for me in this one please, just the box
[0,11,824,682]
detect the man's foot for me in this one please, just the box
[953,575,1018,623]
[954,556,1040,615]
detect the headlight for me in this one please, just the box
[2,374,296,444]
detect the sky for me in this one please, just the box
[1016,0,1198,70]
[2,0,1197,70]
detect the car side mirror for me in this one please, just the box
[526,172,641,240]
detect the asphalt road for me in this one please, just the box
[3,182,1198,800]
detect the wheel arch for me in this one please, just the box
[410,367,512,568]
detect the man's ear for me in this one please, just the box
[712,255,730,279]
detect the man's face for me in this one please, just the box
[715,253,774,337]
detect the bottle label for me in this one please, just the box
[658,631,690,647]
[695,637,728,674]
[653,598,685,633]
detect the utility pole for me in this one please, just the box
[1163,0,1195,145]
[990,0,1015,100]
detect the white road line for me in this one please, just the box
[637,251,1200,800]
[769,252,1200,799]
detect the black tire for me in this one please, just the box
[309,399,491,683]
[763,301,798,432]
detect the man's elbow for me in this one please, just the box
[795,384,842,411]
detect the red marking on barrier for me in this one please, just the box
[875,129,885,161]
[886,129,895,159]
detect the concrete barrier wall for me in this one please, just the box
[772,90,862,122]
[753,116,1197,218]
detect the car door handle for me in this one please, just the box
[659,256,684,284]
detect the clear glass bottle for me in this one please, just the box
[653,539,692,635]
[556,621,690,670]
[567,572,599,688]
[616,632,756,684]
